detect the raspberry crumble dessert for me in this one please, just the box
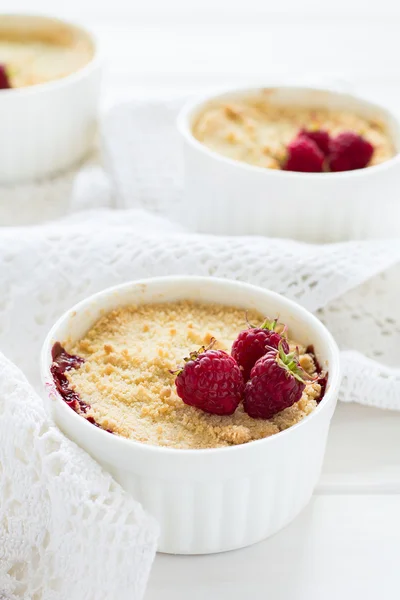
[51,302,326,450]
[192,93,394,172]
[0,23,93,89]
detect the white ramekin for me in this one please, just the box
[41,276,341,554]
[0,14,101,183]
[177,86,400,242]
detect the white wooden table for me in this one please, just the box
[9,0,400,596]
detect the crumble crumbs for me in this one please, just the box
[66,301,322,449]
[0,27,93,88]
[192,96,394,169]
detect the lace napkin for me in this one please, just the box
[1,209,399,410]
[0,348,158,600]
[1,97,400,598]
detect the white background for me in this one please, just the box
[8,0,400,106]
[5,1,400,598]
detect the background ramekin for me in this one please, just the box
[41,276,341,554]
[178,86,400,242]
[0,14,101,183]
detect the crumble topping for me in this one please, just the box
[0,25,93,87]
[192,94,394,169]
[65,301,322,449]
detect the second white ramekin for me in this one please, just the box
[178,86,400,242]
[41,276,341,554]
[0,14,102,183]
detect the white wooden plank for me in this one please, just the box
[93,23,400,82]
[320,403,400,493]
[9,0,400,21]
[145,495,400,600]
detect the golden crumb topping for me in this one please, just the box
[192,94,394,169]
[66,301,321,449]
[0,25,93,87]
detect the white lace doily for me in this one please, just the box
[0,351,158,600]
[1,97,400,598]
[0,210,399,409]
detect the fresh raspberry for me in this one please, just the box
[299,129,331,155]
[231,318,289,381]
[244,344,306,419]
[283,136,324,172]
[0,65,10,89]
[174,346,244,415]
[329,131,374,172]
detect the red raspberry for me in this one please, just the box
[244,344,306,419]
[299,129,331,155]
[0,65,10,89]
[329,131,374,172]
[283,136,324,172]
[175,347,244,415]
[231,318,289,381]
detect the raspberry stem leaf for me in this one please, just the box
[266,341,311,383]
[170,338,216,375]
